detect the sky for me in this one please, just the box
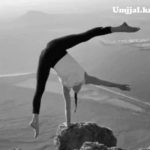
[0,0,149,20]
[0,0,102,19]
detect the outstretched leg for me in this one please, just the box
[30,50,51,138]
[53,22,140,50]
[84,72,130,91]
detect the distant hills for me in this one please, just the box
[12,10,109,29]
[0,10,148,30]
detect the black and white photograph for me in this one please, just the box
[0,0,150,150]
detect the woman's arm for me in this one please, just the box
[63,86,71,127]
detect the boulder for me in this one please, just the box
[79,141,125,150]
[54,122,117,150]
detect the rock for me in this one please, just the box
[54,122,117,150]
[80,141,108,150]
[79,141,125,150]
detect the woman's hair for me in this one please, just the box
[74,92,78,113]
[73,83,82,113]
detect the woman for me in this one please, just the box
[29,22,140,138]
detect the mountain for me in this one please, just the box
[11,10,119,29]
[11,11,97,28]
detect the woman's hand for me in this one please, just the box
[118,84,131,91]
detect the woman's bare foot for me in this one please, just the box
[111,22,140,33]
[29,114,39,138]
[120,22,140,32]
[67,122,72,127]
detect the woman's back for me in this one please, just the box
[54,53,85,88]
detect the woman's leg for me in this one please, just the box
[57,26,112,50]
[30,50,51,138]
[33,50,51,114]
[84,73,130,91]
[56,22,140,50]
